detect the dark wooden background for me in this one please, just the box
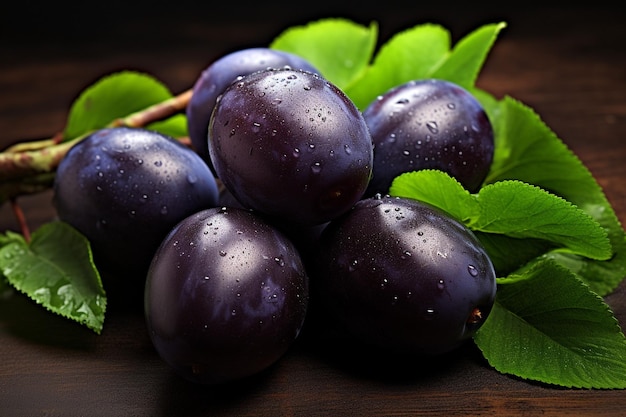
[1,2,625,416]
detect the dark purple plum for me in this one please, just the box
[208,67,373,226]
[186,47,319,166]
[313,195,496,355]
[363,79,494,196]
[144,207,309,385]
[53,127,219,279]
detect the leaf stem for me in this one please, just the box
[10,198,31,243]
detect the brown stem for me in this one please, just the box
[10,199,31,243]
[111,88,192,128]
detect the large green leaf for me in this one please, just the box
[474,259,626,389]
[344,22,505,110]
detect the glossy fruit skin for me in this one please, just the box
[144,207,309,385]
[362,79,494,196]
[313,195,496,355]
[209,67,373,226]
[186,47,319,166]
[53,127,219,277]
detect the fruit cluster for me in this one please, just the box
[52,47,497,384]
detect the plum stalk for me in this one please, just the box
[0,89,193,206]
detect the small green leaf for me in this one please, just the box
[431,22,506,88]
[473,181,611,260]
[270,18,378,90]
[389,170,611,261]
[389,169,478,223]
[0,222,106,333]
[474,259,626,389]
[63,71,184,141]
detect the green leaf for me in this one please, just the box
[389,169,478,223]
[63,71,185,141]
[389,170,612,261]
[431,22,506,89]
[474,232,555,277]
[0,222,106,333]
[344,22,505,110]
[483,95,626,295]
[474,259,626,389]
[472,181,611,260]
[270,18,378,90]
[344,23,450,109]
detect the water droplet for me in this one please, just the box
[426,121,439,134]
[396,98,409,105]
[348,259,358,272]
[437,279,446,291]
[274,256,285,267]
[468,264,478,277]
[447,103,456,109]
[231,309,237,316]
[219,250,227,257]
[311,162,322,174]
[423,308,437,320]
[293,148,301,158]
[344,144,352,155]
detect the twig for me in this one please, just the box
[10,199,31,243]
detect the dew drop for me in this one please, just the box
[423,308,437,320]
[311,162,322,174]
[219,250,227,257]
[468,264,478,277]
[426,121,439,134]
[348,259,358,272]
[437,279,446,291]
[343,144,352,155]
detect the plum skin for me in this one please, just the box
[144,207,309,385]
[186,47,319,166]
[53,127,219,278]
[209,67,373,226]
[363,79,494,196]
[313,195,496,355]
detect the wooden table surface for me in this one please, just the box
[1,3,625,416]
